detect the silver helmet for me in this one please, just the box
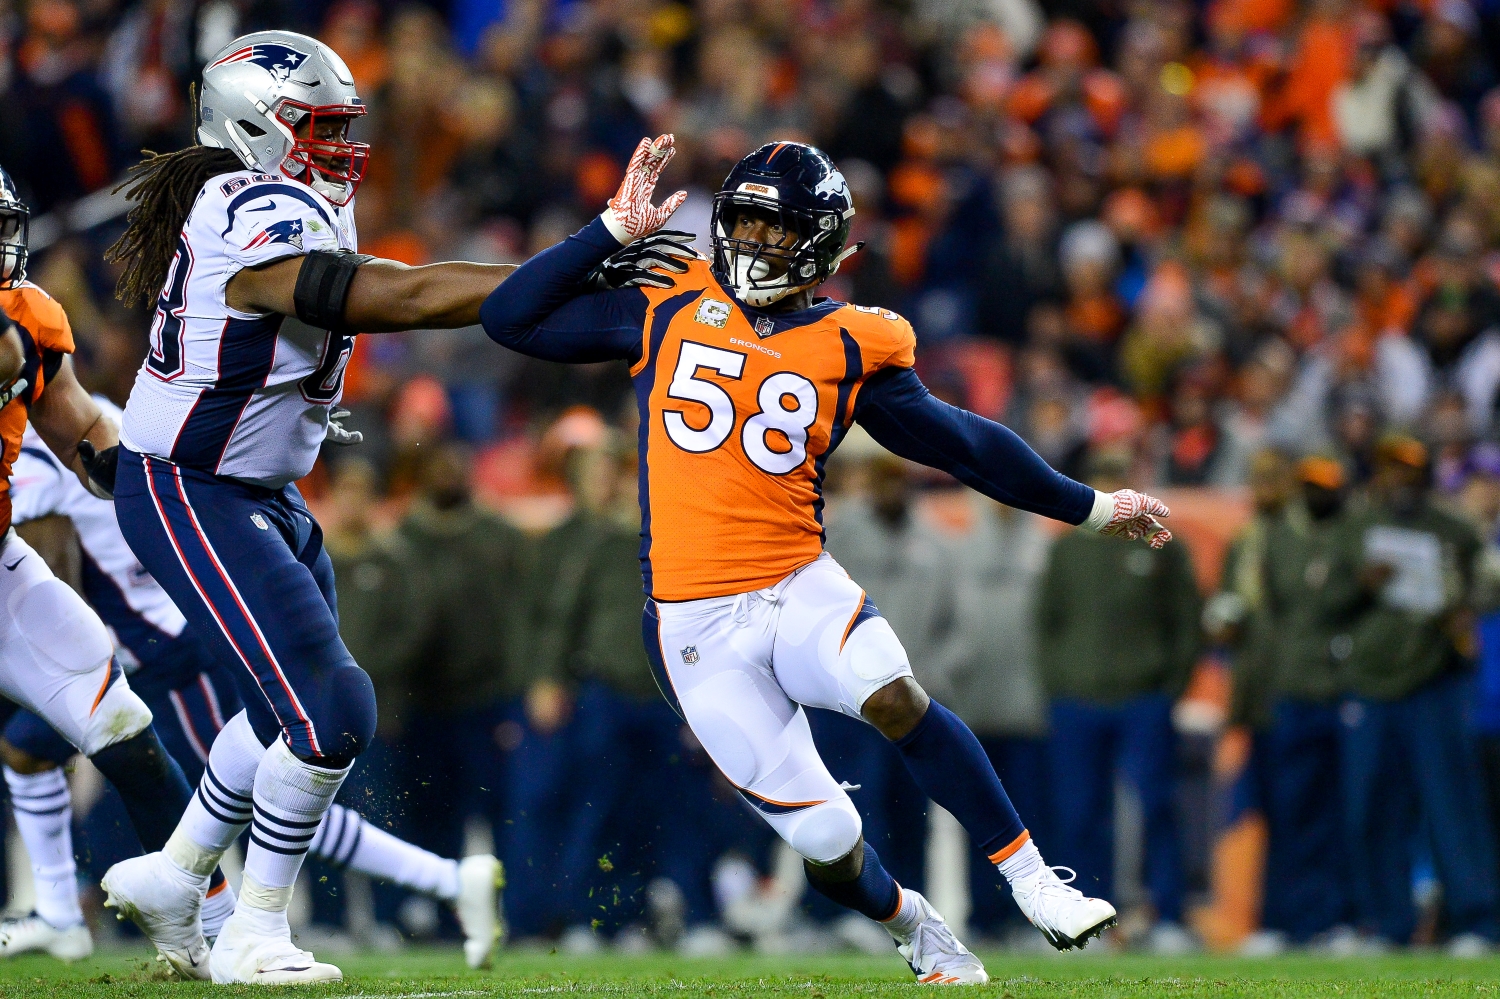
[0,167,27,289]
[196,30,368,205]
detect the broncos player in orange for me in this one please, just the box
[483,136,1172,983]
[0,167,219,959]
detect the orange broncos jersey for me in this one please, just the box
[633,259,915,601]
[0,282,75,536]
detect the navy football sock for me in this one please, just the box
[90,727,194,853]
[804,841,901,922]
[893,700,1026,859]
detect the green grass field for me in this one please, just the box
[1,946,1498,997]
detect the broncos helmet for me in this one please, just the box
[196,30,368,205]
[0,167,27,290]
[711,141,859,307]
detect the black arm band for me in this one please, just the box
[294,250,373,334]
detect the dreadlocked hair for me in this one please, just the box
[106,144,246,306]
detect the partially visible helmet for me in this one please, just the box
[0,168,27,289]
[711,142,857,307]
[196,31,369,205]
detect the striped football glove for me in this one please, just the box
[1087,489,1173,549]
[601,134,688,244]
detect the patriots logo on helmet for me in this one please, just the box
[245,218,303,251]
[207,43,310,85]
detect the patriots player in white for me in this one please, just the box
[1,401,502,967]
[83,29,696,983]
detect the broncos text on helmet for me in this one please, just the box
[0,167,28,289]
[196,30,369,206]
[710,141,861,308]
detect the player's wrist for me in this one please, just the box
[1083,489,1116,532]
[600,207,635,246]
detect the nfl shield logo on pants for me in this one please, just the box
[681,646,699,665]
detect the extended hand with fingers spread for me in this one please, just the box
[602,134,688,244]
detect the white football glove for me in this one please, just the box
[601,134,688,244]
[325,408,362,446]
[1085,489,1173,549]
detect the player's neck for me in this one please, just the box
[764,288,816,314]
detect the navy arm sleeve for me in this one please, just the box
[480,216,646,364]
[853,367,1096,526]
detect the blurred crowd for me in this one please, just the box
[8,0,1500,960]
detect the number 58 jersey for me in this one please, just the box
[634,259,916,601]
[120,170,358,489]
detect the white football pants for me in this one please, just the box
[651,553,913,864]
[0,530,151,756]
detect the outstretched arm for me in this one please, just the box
[227,256,516,333]
[479,217,647,362]
[482,133,689,363]
[28,355,117,495]
[854,367,1172,546]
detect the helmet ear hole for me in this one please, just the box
[237,119,267,137]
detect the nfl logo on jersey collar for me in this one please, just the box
[681,646,699,665]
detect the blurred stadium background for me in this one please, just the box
[5,0,1500,963]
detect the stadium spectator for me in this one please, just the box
[1338,434,1498,952]
[1256,454,1359,948]
[395,444,534,935]
[1036,447,1202,951]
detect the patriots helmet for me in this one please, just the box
[711,141,859,307]
[196,30,368,206]
[0,167,27,289]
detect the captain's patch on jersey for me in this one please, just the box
[694,299,731,329]
[681,645,699,664]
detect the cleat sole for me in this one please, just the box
[1048,913,1118,952]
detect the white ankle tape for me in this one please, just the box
[165,828,221,878]
[238,874,295,913]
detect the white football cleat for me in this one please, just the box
[1011,865,1116,951]
[887,889,989,985]
[101,852,210,979]
[209,904,341,985]
[0,915,93,961]
[455,854,504,969]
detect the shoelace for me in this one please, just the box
[1020,866,1085,923]
[902,911,966,971]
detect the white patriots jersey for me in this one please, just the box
[13,397,187,668]
[120,170,358,488]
